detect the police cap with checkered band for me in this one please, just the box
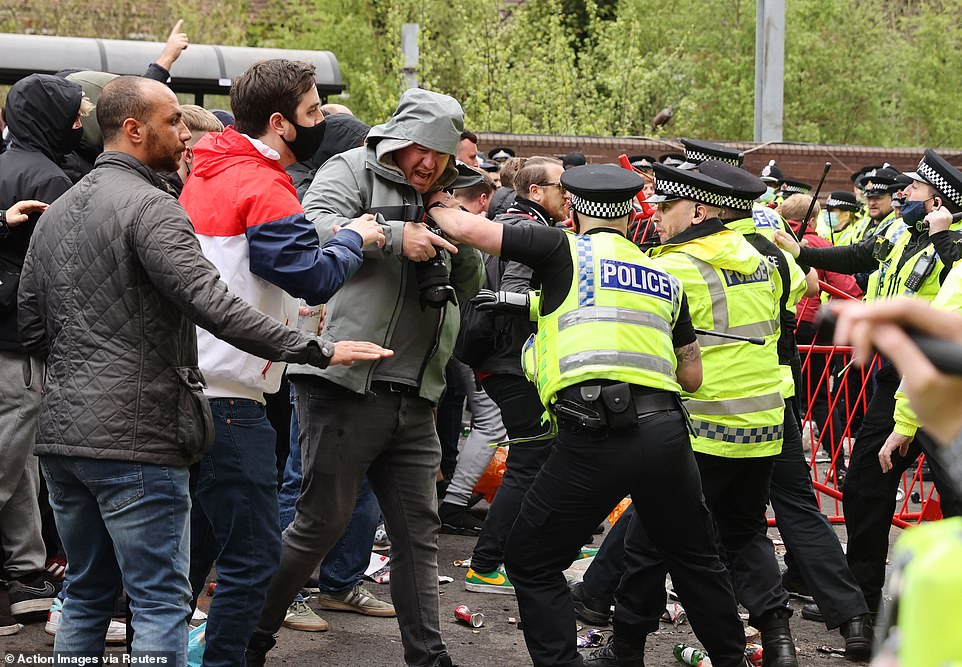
[696,160,766,211]
[779,178,812,196]
[644,163,732,207]
[825,191,861,212]
[679,138,743,170]
[903,149,962,211]
[856,166,901,198]
[560,164,645,219]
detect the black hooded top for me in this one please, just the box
[0,74,83,349]
[287,113,370,202]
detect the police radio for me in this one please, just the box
[904,252,936,293]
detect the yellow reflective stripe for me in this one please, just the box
[558,350,675,377]
[697,321,777,347]
[685,391,784,416]
[557,307,672,336]
[687,256,728,331]
[691,420,784,445]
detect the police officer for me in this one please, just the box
[773,149,962,619]
[823,191,863,246]
[426,164,748,667]
[646,163,799,667]
[701,160,874,659]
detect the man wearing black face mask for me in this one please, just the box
[0,73,88,621]
[178,59,392,667]
[773,149,962,621]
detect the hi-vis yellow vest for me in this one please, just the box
[894,261,962,438]
[522,231,683,408]
[649,229,785,458]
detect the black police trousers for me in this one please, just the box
[502,409,746,667]
[843,361,962,613]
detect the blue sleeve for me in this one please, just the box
[246,213,364,306]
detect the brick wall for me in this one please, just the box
[478,132,962,198]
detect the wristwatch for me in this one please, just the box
[427,200,448,212]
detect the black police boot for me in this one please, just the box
[801,602,824,623]
[840,614,874,662]
[758,609,799,667]
[570,580,613,626]
[245,629,276,667]
[612,635,647,667]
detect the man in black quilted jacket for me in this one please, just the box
[17,76,389,665]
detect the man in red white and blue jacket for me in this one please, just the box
[179,59,389,667]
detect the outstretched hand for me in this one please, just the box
[329,341,393,367]
[156,20,189,71]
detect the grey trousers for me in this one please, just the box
[0,351,46,577]
[256,377,446,667]
[442,361,505,507]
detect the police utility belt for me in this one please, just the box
[552,382,687,431]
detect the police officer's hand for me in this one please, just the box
[329,341,394,367]
[4,200,48,227]
[773,229,801,258]
[879,432,913,473]
[831,298,962,445]
[336,214,385,249]
[402,222,458,261]
[926,205,953,235]
[471,289,529,313]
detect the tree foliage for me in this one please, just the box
[4,0,962,147]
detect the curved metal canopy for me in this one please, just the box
[0,33,343,98]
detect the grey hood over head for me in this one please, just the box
[365,88,464,192]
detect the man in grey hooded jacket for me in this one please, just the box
[249,89,483,667]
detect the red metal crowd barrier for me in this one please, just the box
[794,344,942,529]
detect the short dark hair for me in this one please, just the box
[98,76,153,144]
[460,130,478,144]
[230,59,317,137]
[455,169,496,202]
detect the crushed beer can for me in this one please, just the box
[454,604,484,628]
[744,643,763,667]
[577,628,612,648]
[661,602,687,626]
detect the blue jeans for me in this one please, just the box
[279,388,380,595]
[40,455,191,666]
[189,399,280,667]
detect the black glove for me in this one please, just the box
[470,288,529,314]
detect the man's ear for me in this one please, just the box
[692,203,708,224]
[122,117,144,145]
[267,112,289,137]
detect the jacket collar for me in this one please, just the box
[661,217,727,245]
[507,197,554,226]
[94,151,181,197]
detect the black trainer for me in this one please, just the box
[581,642,620,667]
[9,571,60,619]
[439,501,484,535]
[0,584,23,637]
[570,581,613,626]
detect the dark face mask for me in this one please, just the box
[901,199,928,232]
[64,126,84,154]
[283,118,326,163]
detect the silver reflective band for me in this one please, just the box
[691,420,784,445]
[557,307,671,336]
[687,256,729,331]
[697,321,777,347]
[558,350,675,378]
[685,391,784,417]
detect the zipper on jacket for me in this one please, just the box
[364,256,408,391]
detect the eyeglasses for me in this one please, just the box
[537,182,567,194]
